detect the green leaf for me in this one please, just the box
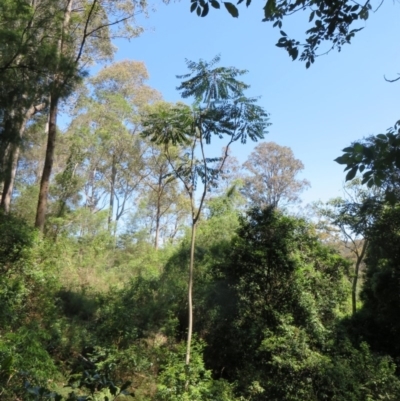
[201,2,209,16]
[190,2,197,12]
[264,0,276,19]
[345,166,358,181]
[385,190,397,205]
[224,2,239,17]
[280,30,287,36]
[334,155,349,164]
[210,0,220,8]
[374,176,382,187]
[353,143,364,153]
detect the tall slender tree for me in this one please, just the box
[142,56,270,373]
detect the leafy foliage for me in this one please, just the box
[335,121,400,203]
[189,0,374,65]
[353,205,400,361]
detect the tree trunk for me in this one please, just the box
[352,239,368,315]
[154,173,163,250]
[185,221,196,367]
[0,143,11,205]
[0,103,43,213]
[0,109,16,198]
[154,216,160,250]
[1,142,21,213]
[35,0,72,231]
[35,95,58,231]
[108,155,117,232]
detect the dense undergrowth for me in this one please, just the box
[1,203,400,400]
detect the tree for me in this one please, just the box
[34,0,149,232]
[142,56,269,371]
[355,205,400,361]
[189,0,376,66]
[205,207,350,400]
[242,141,310,208]
[139,143,187,249]
[0,0,56,213]
[335,122,400,204]
[312,179,382,315]
[64,61,161,234]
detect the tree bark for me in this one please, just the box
[352,239,368,315]
[0,108,17,198]
[154,173,163,250]
[108,154,117,232]
[1,104,45,213]
[35,95,58,230]
[1,140,22,213]
[35,0,72,231]
[185,221,196,367]
[154,215,160,250]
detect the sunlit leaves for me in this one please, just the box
[142,102,194,146]
[176,55,249,104]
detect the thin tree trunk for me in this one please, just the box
[352,239,368,315]
[185,221,196,367]
[34,0,72,231]
[154,173,163,250]
[35,95,58,230]
[154,216,160,250]
[1,142,21,213]
[108,155,117,231]
[0,143,11,205]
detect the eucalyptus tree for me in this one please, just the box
[0,0,56,212]
[242,141,310,209]
[34,0,150,232]
[138,142,188,249]
[142,56,270,369]
[65,61,160,233]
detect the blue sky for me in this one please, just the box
[111,0,400,205]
